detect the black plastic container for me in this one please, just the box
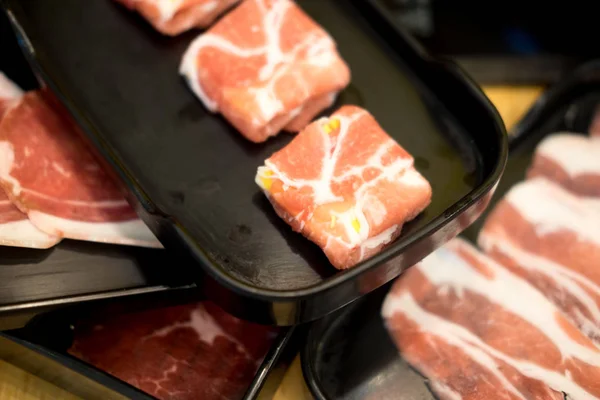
[4,0,506,325]
[301,60,600,399]
[4,298,301,400]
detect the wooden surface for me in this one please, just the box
[0,85,543,399]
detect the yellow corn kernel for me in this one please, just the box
[351,217,360,233]
[260,170,274,191]
[322,118,340,134]
[330,215,337,228]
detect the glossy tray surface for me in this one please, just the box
[4,0,506,324]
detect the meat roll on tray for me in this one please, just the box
[528,133,600,197]
[256,105,432,270]
[114,0,240,36]
[479,177,600,345]
[0,90,161,248]
[383,238,600,400]
[180,0,350,143]
[69,301,278,400]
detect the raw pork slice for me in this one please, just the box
[479,177,600,345]
[382,238,600,400]
[69,301,278,400]
[114,0,240,36]
[0,72,22,116]
[180,0,351,142]
[255,105,432,269]
[0,189,60,249]
[0,91,161,248]
[527,133,600,197]
[0,73,60,249]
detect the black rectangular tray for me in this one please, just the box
[4,298,301,400]
[300,60,600,400]
[4,0,506,325]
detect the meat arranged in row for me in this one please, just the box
[116,0,432,269]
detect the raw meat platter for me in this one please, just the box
[5,293,298,400]
[302,61,600,399]
[4,0,506,324]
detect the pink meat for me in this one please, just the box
[383,238,600,400]
[69,301,278,400]
[0,74,60,248]
[479,177,600,345]
[527,133,600,197]
[0,90,161,248]
[255,105,432,269]
[115,0,240,36]
[180,0,350,142]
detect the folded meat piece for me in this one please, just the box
[0,74,61,249]
[382,238,600,400]
[180,0,351,142]
[0,91,161,248]
[115,0,239,36]
[527,133,600,197]
[479,177,600,345]
[69,301,278,400]
[255,105,432,269]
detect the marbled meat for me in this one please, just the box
[0,91,161,247]
[0,73,60,248]
[528,133,600,197]
[479,177,600,345]
[69,301,278,400]
[180,0,350,142]
[383,238,600,400]
[115,0,240,36]
[256,105,432,269]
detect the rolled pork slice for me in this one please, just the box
[180,0,350,143]
[479,177,600,345]
[69,301,278,400]
[383,238,600,400]
[0,90,161,248]
[255,105,432,270]
[114,0,240,36]
[528,133,600,197]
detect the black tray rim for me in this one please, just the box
[300,58,600,400]
[2,0,508,309]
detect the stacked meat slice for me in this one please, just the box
[0,73,161,249]
[384,124,600,399]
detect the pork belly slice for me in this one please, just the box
[383,238,600,400]
[0,91,161,248]
[479,177,600,346]
[114,0,240,36]
[0,74,61,249]
[255,105,432,269]
[180,0,350,143]
[69,301,278,400]
[528,133,600,197]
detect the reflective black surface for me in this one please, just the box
[302,60,600,399]
[4,0,506,324]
